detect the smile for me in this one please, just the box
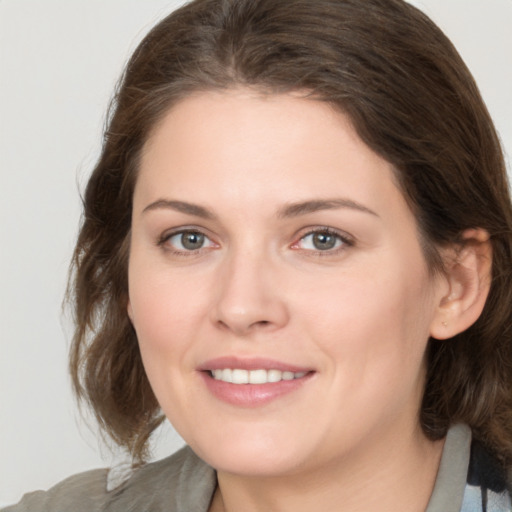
[210,369,308,384]
[199,358,314,407]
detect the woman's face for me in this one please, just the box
[128,89,447,476]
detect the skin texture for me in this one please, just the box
[127,89,490,511]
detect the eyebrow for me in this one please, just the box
[142,199,217,219]
[142,197,378,220]
[277,199,379,218]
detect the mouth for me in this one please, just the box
[209,368,308,384]
[198,357,315,407]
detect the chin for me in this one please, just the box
[188,428,313,477]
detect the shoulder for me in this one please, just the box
[1,467,109,512]
[105,445,216,511]
[2,446,216,512]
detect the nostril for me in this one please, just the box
[217,320,230,330]
[251,320,271,329]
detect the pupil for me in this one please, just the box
[313,232,336,250]
[182,232,204,250]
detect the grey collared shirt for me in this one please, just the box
[427,424,511,512]
[3,424,511,512]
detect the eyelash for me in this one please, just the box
[291,227,354,256]
[157,229,217,255]
[157,227,354,256]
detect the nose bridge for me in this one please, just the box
[212,240,288,335]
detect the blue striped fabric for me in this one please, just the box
[461,484,511,511]
[462,439,512,512]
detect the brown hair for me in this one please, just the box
[69,0,512,465]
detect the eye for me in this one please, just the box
[293,229,352,252]
[161,230,216,252]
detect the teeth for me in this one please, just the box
[210,369,307,384]
[232,369,249,384]
[222,369,233,383]
[248,369,267,384]
[267,369,282,383]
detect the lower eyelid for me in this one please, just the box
[158,229,216,251]
[293,229,353,250]
[156,227,353,255]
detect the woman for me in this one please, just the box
[4,0,512,510]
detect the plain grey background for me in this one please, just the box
[1,0,511,507]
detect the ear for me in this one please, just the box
[430,228,492,340]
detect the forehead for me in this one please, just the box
[135,88,409,225]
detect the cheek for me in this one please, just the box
[313,272,434,432]
[129,281,172,349]
[299,258,435,380]
[127,257,224,409]
[127,259,204,357]
[127,266,206,413]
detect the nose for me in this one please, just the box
[211,249,290,337]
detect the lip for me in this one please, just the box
[198,357,315,408]
[198,356,312,373]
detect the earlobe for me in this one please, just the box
[430,228,492,340]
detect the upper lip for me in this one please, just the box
[198,356,313,373]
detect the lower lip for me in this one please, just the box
[199,371,313,407]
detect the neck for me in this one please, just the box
[209,423,444,512]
